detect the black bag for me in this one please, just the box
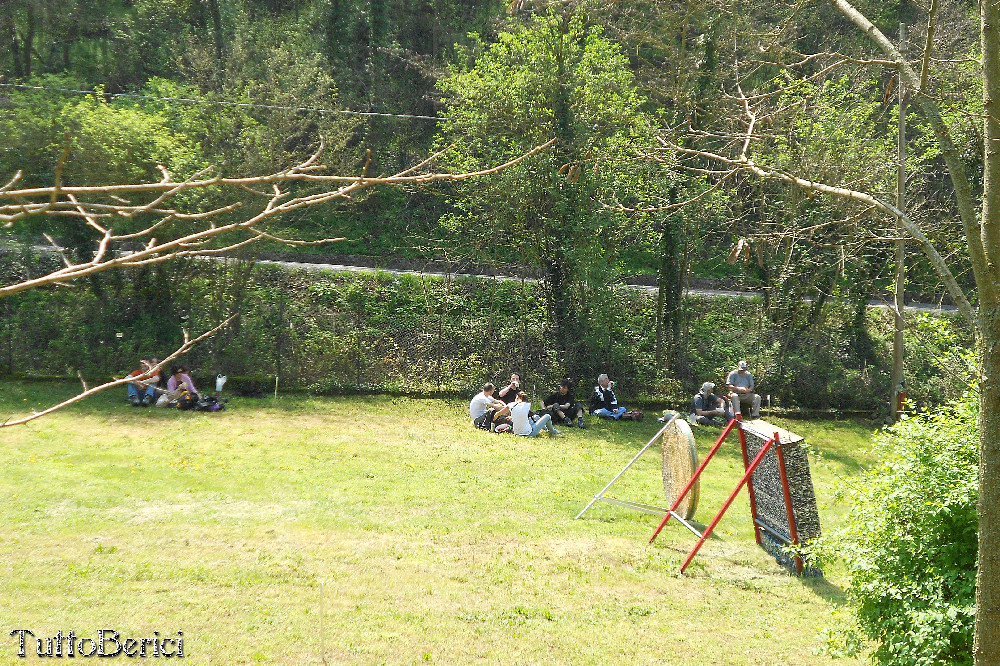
[177,392,198,411]
[474,408,495,430]
[195,395,225,412]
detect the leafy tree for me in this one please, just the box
[436,10,654,370]
[661,1,1000,659]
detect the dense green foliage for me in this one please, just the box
[822,401,979,664]
[435,12,660,367]
[0,0,981,293]
[1,244,971,413]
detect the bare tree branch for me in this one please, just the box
[919,0,939,92]
[1,138,557,427]
[0,138,557,298]
[657,136,976,324]
[830,0,990,297]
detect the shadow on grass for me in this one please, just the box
[800,575,849,605]
[815,448,872,475]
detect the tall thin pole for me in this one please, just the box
[891,22,907,423]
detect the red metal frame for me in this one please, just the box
[680,435,775,572]
[648,416,740,543]
[737,420,763,547]
[647,417,807,574]
[774,442,804,574]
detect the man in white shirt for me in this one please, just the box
[470,383,509,428]
[508,391,559,437]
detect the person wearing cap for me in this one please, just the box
[726,360,761,419]
[691,381,732,426]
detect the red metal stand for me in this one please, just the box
[649,416,802,574]
[774,444,804,574]
[648,417,739,543]
[679,434,776,573]
[737,421,763,548]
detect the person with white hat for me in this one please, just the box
[726,360,761,419]
[691,381,732,426]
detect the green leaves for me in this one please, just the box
[820,401,979,664]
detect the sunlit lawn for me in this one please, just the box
[0,381,878,664]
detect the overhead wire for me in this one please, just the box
[0,82,448,122]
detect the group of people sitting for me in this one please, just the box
[469,372,642,436]
[689,360,761,426]
[125,357,222,411]
[469,361,762,435]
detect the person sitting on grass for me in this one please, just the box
[543,379,586,428]
[691,382,733,426]
[495,372,522,406]
[470,382,511,430]
[126,357,160,407]
[509,391,560,437]
[590,373,627,420]
[157,365,199,408]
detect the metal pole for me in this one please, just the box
[649,417,739,543]
[575,415,678,520]
[737,418,763,546]
[680,436,776,573]
[891,22,907,423]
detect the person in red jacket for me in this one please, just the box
[126,357,160,407]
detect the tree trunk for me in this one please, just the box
[21,3,34,79]
[206,0,224,64]
[325,0,341,61]
[547,17,582,369]
[2,10,20,78]
[976,0,1000,660]
[978,304,1000,664]
[655,200,683,367]
[891,22,907,423]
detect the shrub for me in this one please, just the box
[821,400,978,664]
[222,375,275,398]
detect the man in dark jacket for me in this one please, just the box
[590,373,627,420]
[543,379,586,428]
[691,381,733,426]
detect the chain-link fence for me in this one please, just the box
[0,248,974,414]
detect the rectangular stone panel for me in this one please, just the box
[741,420,821,576]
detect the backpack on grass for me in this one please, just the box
[195,395,225,412]
[474,409,496,430]
[176,391,198,411]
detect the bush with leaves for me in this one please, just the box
[821,400,978,664]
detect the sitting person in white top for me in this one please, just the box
[508,391,560,437]
[470,382,510,429]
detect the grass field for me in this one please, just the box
[0,382,878,665]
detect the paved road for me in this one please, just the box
[256,258,958,314]
[22,243,957,314]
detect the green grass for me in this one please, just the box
[0,382,879,665]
